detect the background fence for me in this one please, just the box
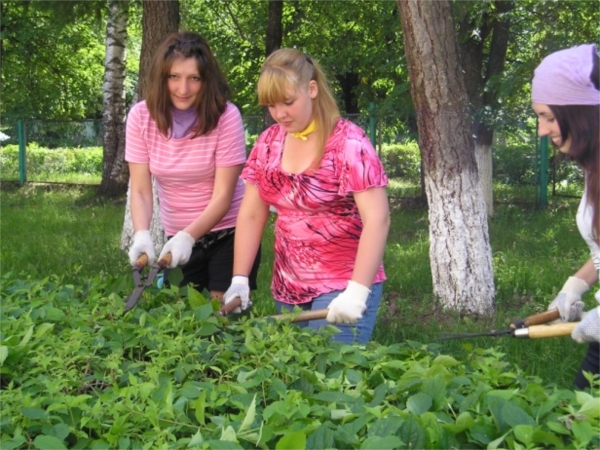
[0,115,583,206]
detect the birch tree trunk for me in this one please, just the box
[97,0,129,197]
[397,0,495,316]
[120,0,179,254]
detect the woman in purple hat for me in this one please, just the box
[531,43,600,389]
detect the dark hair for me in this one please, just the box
[550,50,599,243]
[145,31,231,138]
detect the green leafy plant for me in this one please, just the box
[1,273,598,449]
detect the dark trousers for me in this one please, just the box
[574,342,600,390]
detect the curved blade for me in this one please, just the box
[435,329,513,341]
[123,286,145,312]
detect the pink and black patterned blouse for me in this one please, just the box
[242,118,388,304]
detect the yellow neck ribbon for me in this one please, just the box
[290,120,318,140]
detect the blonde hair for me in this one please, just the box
[257,48,340,166]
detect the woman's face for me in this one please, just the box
[532,103,572,153]
[267,80,318,133]
[167,57,202,110]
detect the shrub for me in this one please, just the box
[1,273,598,449]
[0,144,103,179]
[380,141,421,182]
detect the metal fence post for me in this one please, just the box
[538,135,548,208]
[368,102,376,149]
[18,119,26,186]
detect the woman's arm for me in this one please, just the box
[351,186,391,286]
[182,164,243,240]
[129,162,154,232]
[574,258,599,287]
[232,183,270,275]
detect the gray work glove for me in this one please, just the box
[128,230,156,266]
[223,276,251,314]
[548,276,588,321]
[159,231,195,268]
[572,307,600,344]
[326,281,371,324]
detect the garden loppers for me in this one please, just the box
[123,252,172,312]
[436,308,577,341]
[219,297,328,323]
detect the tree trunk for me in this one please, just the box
[121,0,179,254]
[97,0,129,198]
[457,0,514,217]
[262,0,283,130]
[396,0,495,316]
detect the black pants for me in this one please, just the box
[574,342,600,389]
[168,228,261,293]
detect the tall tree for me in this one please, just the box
[98,0,129,197]
[120,0,179,255]
[396,0,495,315]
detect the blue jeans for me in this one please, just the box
[275,282,383,344]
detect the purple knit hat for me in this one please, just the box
[531,43,599,105]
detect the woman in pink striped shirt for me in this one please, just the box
[126,31,260,301]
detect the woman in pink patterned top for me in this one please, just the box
[224,49,390,343]
[126,31,260,300]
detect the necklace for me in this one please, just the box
[290,120,317,140]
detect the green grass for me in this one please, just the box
[0,183,593,388]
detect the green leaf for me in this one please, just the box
[276,431,306,450]
[18,325,34,347]
[397,418,425,450]
[577,397,600,418]
[406,392,432,415]
[239,395,256,433]
[21,407,47,419]
[205,441,243,450]
[571,421,597,448]
[501,401,535,428]
[220,425,239,442]
[513,424,534,446]
[188,288,207,309]
[33,435,67,450]
[0,345,8,366]
[193,390,206,425]
[487,431,509,449]
[188,430,204,447]
[368,416,403,437]
[34,323,54,339]
[360,435,404,449]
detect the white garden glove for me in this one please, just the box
[223,276,251,314]
[572,307,600,343]
[326,281,371,324]
[159,231,195,268]
[128,230,156,266]
[548,276,588,322]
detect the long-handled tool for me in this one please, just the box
[219,296,329,323]
[123,253,172,312]
[436,308,577,341]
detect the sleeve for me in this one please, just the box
[125,103,149,164]
[214,103,247,167]
[338,125,388,196]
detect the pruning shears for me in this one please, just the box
[219,296,329,322]
[436,308,577,341]
[123,252,172,312]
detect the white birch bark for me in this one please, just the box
[99,0,129,196]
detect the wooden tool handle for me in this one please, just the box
[510,308,560,329]
[157,252,172,269]
[220,297,242,315]
[134,253,149,271]
[523,322,577,339]
[269,309,329,323]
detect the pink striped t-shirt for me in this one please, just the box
[125,101,246,236]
